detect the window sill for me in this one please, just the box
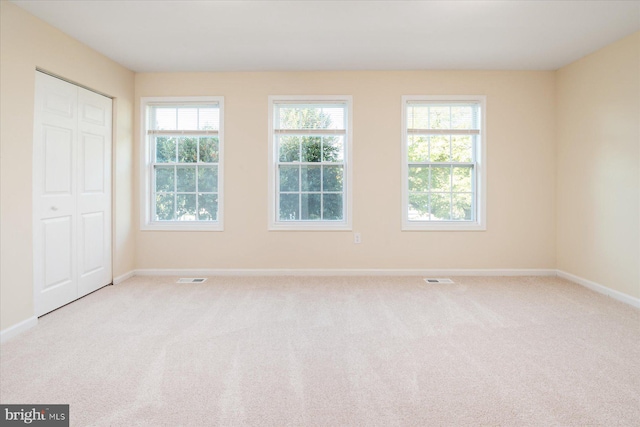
[402,221,486,231]
[141,221,224,232]
[269,221,352,231]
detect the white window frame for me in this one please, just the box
[401,95,486,231]
[140,96,224,231]
[268,95,353,231]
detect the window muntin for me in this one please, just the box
[269,98,351,230]
[403,96,485,230]
[142,97,223,230]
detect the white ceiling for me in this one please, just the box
[12,0,640,72]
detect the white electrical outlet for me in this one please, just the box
[354,233,361,244]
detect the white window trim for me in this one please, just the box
[401,95,487,231]
[140,96,224,231]
[268,95,353,231]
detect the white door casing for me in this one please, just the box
[33,72,112,316]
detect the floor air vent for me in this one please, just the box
[177,278,207,283]
[424,278,454,284]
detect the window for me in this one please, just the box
[402,95,486,231]
[268,96,352,230]
[140,97,223,231]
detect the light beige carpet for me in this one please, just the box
[1,275,639,426]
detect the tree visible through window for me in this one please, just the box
[142,97,224,230]
[270,98,351,230]
[154,134,219,221]
[402,96,486,230]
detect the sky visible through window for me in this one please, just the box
[153,107,219,131]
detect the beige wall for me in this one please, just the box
[135,71,557,270]
[556,32,640,298]
[0,1,135,330]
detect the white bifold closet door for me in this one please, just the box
[33,71,112,316]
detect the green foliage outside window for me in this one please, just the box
[276,106,345,221]
[406,104,477,221]
[154,136,219,221]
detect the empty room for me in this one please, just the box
[1,0,639,426]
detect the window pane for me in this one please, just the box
[199,137,219,163]
[407,106,429,129]
[178,138,198,163]
[408,194,429,221]
[198,108,219,130]
[407,136,429,162]
[320,107,346,130]
[153,108,176,130]
[452,166,472,192]
[408,166,429,192]
[273,100,349,225]
[451,135,472,162]
[176,166,196,192]
[147,100,223,227]
[279,194,299,220]
[277,105,345,130]
[279,166,299,192]
[429,106,450,129]
[301,166,321,191]
[322,194,343,220]
[155,194,174,220]
[430,135,450,162]
[198,194,218,220]
[155,137,176,163]
[430,193,451,220]
[452,193,472,220]
[404,100,481,225]
[430,166,451,192]
[301,136,322,162]
[176,194,196,220]
[323,166,343,192]
[451,106,474,130]
[277,107,320,129]
[155,166,174,192]
[177,108,198,130]
[279,136,300,162]
[198,166,218,193]
[301,194,321,220]
[322,136,344,162]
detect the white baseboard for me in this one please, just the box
[0,316,37,344]
[133,268,557,277]
[556,270,640,309]
[113,270,135,285]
